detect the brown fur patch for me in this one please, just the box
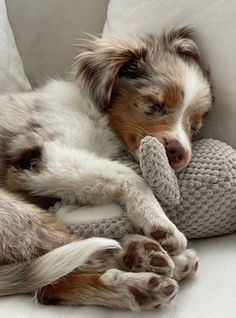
[37,273,107,306]
[191,112,203,129]
[5,164,59,209]
[108,86,177,151]
[163,86,183,110]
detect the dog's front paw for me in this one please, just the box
[121,234,174,277]
[144,222,187,256]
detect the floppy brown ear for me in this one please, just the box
[162,26,200,63]
[73,37,147,111]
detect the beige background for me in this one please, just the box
[6,0,109,86]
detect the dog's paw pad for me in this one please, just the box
[101,270,178,310]
[122,236,174,277]
[145,224,187,256]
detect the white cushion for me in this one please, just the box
[103,0,236,148]
[0,0,31,93]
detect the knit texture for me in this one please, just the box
[69,211,134,240]
[140,137,180,206]
[52,137,236,239]
[141,137,236,238]
[165,138,236,238]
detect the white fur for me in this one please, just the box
[171,122,191,153]
[171,65,209,154]
[34,238,121,286]
[183,66,204,108]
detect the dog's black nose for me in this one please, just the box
[165,140,185,169]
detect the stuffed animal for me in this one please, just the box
[53,136,236,239]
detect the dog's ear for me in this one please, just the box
[73,37,147,111]
[162,26,200,63]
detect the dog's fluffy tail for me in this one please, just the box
[0,237,120,296]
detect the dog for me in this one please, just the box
[0,27,212,310]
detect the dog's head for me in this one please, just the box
[74,27,213,171]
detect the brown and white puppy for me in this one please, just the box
[75,27,212,171]
[0,27,211,310]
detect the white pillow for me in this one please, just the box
[103,0,236,148]
[0,0,31,93]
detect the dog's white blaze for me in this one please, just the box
[183,66,203,108]
[172,122,190,152]
[171,66,203,151]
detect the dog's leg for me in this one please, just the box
[36,235,196,310]
[76,235,198,282]
[76,234,174,277]
[0,189,123,296]
[37,270,178,310]
[0,189,76,264]
[16,144,187,255]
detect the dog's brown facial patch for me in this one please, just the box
[163,86,184,111]
[107,82,181,152]
[190,112,203,135]
[191,112,202,128]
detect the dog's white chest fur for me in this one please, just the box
[36,80,123,159]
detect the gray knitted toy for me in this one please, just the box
[54,137,236,239]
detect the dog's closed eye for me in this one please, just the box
[144,102,167,116]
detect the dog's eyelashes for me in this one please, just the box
[154,102,166,113]
[191,127,199,136]
[145,102,166,116]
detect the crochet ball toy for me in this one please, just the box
[54,136,236,239]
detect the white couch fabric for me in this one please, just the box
[103,0,236,149]
[0,0,31,92]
